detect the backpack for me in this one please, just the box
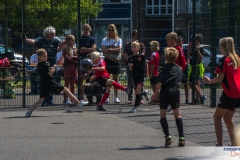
[4,82,16,99]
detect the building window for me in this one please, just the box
[146,0,172,16]
[100,0,130,3]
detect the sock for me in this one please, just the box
[134,94,141,107]
[176,118,184,137]
[140,91,146,96]
[98,92,110,106]
[160,118,170,137]
[112,82,126,91]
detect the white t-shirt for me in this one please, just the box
[56,51,64,70]
[101,37,122,47]
[30,54,38,65]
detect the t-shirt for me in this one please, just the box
[35,37,60,66]
[215,56,240,98]
[158,63,182,88]
[79,36,95,59]
[148,51,160,76]
[174,45,186,71]
[92,58,110,79]
[124,41,145,65]
[37,61,54,81]
[128,54,147,78]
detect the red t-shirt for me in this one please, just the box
[215,56,240,98]
[148,51,160,76]
[174,45,186,71]
[93,58,110,79]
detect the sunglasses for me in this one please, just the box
[108,30,114,32]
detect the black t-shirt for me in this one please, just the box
[79,36,95,59]
[37,61,54,81]
[124,41,145,65]
[128,54,146,78]
[35,37,60,66]
[190,47,204,65]
[158,63,182,88]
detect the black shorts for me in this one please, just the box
[159,87,180,110]
[39,79,64,98]
[133,76,145,89]
[150,76,158,86]
[96,77,108,87]
[217,91,240,111]
[105,58,121,74]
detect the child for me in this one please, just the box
[90,51,129,111]
[152,47,185,147]
[203,37,240,146]
[148,40,160,105]
[128,41,149,113]
[25,49,88,117]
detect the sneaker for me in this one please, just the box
[48,101,55,106]
[185,99,190,104]
[200,96,207,105]
[178,137,185,147]
[143,90,150,102]
[165,135,173,147]
[129,106,137,113]
[64,99,72,106]
[105,98,109,103]
[77,101,89,108]
[96,105,106,111]
[114,97,120,103]
[125,86,132,94]
[25,110,32,117]
[167,106,172,112]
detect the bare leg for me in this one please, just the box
[62,87,80,104]
[213,107,228,146]
[183,82,189,101]
[223,108,237,146]
[29,98,44,113]
[113,74,119,98]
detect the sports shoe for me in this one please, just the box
[64,99,72,106]
[77,101,89,108]
[200,95,207,105]
[129,106,137,113]
[143,90,150,102]
[114,97,120,103]
[178,137,185,147]
[25,110,32,117]
[48,101,55,106]
[167,106,172,112]
[165,135,173,147]
[125,86,132,94]
[96,105,106,111]
[105,98,109,103]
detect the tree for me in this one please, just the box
[0,0,102,46]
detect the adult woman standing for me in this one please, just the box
[101,24,122,103]
[79,23,96,99]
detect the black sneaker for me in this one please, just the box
[96,105,106,111]
[200,96,207,105]
[165,135,173,147]
[178,137,185,147]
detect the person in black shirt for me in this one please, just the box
[128,41,148,113]
[152,47,185,147]
[25,49,88,117]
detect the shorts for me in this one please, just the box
[150,76,158,86]
[39,79,64,98]
[105,58,121,74]
[217,91,240,111]
[96,77,109,87]
[159,87,180,110]
[133,76,145,89]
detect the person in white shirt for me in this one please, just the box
[55,51,64,84]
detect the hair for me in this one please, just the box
[65,35,75,54]
[149,40,160,51]
[43,26,56,37]
[36,48,47,57]
[164,47,179,63]
[131,40,140,48]
[166,32,178,41]
[219,37,240,69]
[131,30,138,37]
[90,51,100,61]
[195,33,203,43]
[107,24,118,40]
[81,23,91,36]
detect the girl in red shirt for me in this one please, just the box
[203,37,240,146]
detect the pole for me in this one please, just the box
[137,0,140,41]
[77,0,81,100]
[22,0,26,108]
[172,0,175,32]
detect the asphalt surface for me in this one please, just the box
[0,96,240,160]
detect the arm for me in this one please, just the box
[145,62,149,77]
[25,37,36,45]
[63,49,78,64]
[203,72,224,84]
[92,66,105,71]
[151,82,162,101]
[149,64,154,78]
[80,44,96,53]
[48,65,57,76]
[140,43,146,54]
[196,46,203,61]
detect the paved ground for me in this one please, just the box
[0,98,240,160]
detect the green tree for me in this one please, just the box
[0,0,102,46]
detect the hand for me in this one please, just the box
[53,64,57,68]
[203,76,211,84]
[151,93,158,101]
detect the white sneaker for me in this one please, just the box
[114,97,120,103]
[130,107,137,113]
[77,101,89,108]
[144,90,150,102]
[64,99,72,106]
[105,98,109,103]
[167,106,172,112]
[25,110,32,117]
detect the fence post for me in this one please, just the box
[22,0,26,108]
[77,0,81,100]
[229,0,236,38]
